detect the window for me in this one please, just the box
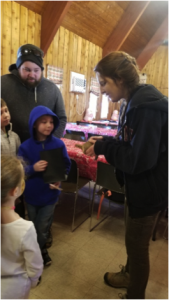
[101,95,109,119]
[88,93,98,118]
[88,77,100,119]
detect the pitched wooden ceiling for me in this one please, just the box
[15,1,168,69]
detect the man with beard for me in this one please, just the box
[1,44,67,235]
[1,44,67,143]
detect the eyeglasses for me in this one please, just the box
[22,67,41,73]
[17,48,44,58]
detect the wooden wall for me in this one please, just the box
[1,1,41,75]
[1,1,168,123]
[43,27,102,122]
[142,45,168,97]
[1,1,103,122]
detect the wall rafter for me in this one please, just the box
[137,17,168,70]
[41,1,72,55]
[103,1,150,57]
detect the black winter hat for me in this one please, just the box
[16,44,44,70]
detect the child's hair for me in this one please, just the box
[1,98,7,108]
[94,51,140,94]
[1,155,24,204]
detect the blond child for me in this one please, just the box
[1,155,43,299]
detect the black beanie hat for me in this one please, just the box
[16,44,44,70]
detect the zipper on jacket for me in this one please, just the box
[35,87,37,103]
[6,132,12,155]
[6,132,10,144]
[42,142,44,149]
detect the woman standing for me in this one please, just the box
[86,51,168,299]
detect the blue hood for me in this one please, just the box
[29,105,59,138]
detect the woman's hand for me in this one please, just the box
[88,136,103,144]
[33,160,48,172]
[86,136,103,156]
[85,145,95,156]
[49,182,62,190]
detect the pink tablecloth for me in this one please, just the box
[81,120,118,126]
[65,123,117,139]
[61,138,107,181]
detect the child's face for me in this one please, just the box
[34,115,54,140]
[1,106,10,129]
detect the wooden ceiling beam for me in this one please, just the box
[15,1,43,15]
[137,17,168,70]
[41,1,72,55]
[103,1,150,57]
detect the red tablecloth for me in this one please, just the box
[65,123,117,139]
[61,138,107,181]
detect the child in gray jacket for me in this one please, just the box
[1,98,21,156]
[1,98,25,218]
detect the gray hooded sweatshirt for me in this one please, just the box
[1,123,21,156]
[1,64,67,142]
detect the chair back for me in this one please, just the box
[65,130,86,141]
[60,158,91,232]
[76,121,90,127]
[96,161,124,194]
[109,122,118,129]
[95,124,111,129]
[88,133,107,139]
[65,159,78,184]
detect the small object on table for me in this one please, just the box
[75,141,93,154]
[75,141,98,160]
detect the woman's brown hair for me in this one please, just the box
[1,155,24,204]
[1,98,7,108]
[94,51,140,94]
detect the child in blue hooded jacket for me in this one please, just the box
[18,105,71,266]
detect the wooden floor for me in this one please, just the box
[29,184,168,299]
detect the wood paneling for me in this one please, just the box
[1,1,12,75]
[103,1,150,56]
[41,1,72,55]
[142,45,168,97]
[1,1,168,124]
[15,1,46,15]
[120,1,168,59]
[61,1,126,48]
[35,13,41,48]
[14,1,167,56]
[20,6,28,45]
[11,2,20,63]
[44,26,102,122]
[137,17,168,69]
[0,0,102,121]
[28,9,35,44]
[1,1,41,75]
[0,1,3,75]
